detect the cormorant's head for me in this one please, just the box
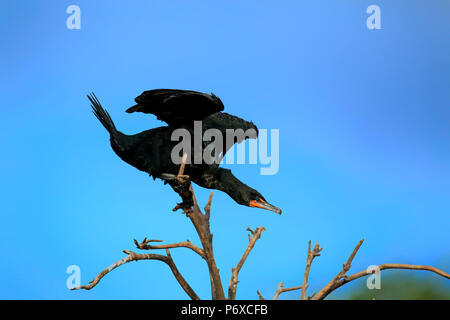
[249,196,282,214]
[239,188,281,214]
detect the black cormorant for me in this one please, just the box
[88,89,281,214]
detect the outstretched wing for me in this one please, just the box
[126,89,224,127]
[203,112,259,161]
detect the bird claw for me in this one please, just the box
[172,202,194,214]
[161,173,177,181]
[161,173,190,185]
[175,175,190,185]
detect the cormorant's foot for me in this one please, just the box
[175,174,190,185]
[161,173,190,185]
[161,173,177,181]
[172,201,194,213]
[164,171,193,213]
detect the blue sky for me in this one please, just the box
[0,1,449,299]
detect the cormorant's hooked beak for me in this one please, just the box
[249,198,282,215]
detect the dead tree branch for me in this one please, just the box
[71,249,199,300]
[134,238,205,259]
[73,154,449,300]
[73,153,267,300]
[181,188,226,299]
[272,283,303,300]
[300,241,322,300]
[228,227,265,300]
[265,238,449,300]
[313,261,450,300]
[312,239,364,300]
[269,241,322,300]
[256,290,265,300]
[304,238,449,300]
[171,155,225,299]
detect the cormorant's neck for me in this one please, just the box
[200,167,254,206]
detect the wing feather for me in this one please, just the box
[203,112,259,160]
[126,89,224,126]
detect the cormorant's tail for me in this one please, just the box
[88,92,117,136]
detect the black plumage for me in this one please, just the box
[89,89,281,214]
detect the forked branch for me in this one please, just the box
[228,227,265,300]
[182,188,226,300]
[71,249,199,300]
[72,156,449,300]
[300,241,322,299]
[134,238,205,259]
[312,240,450,300]
[270,241,322,300]
[272,283,303,300]
[171,155,226,299]
[312,239,364,300]
[264,238,450,300]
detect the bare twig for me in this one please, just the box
[204,192,213,221]
[269,241,321,300]
[134,238,205,259]
[177,153,188,176]
[71,249,199,300]
[312,239,364,300]
[256,290,265,300]
[272,282,303,300]
[300,241,322,300]
[228,227,265,300]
